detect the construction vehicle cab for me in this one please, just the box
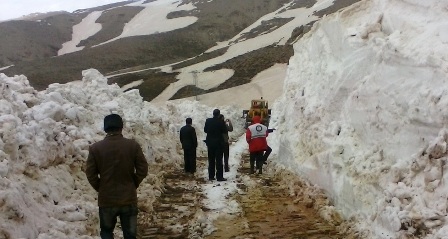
[242,97,271,128]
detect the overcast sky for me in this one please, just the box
[0,0,123,21]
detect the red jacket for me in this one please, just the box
[246,116,268,153]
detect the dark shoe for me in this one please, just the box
[209,177,215,181]
[217,178,227,182]
[225,167,230,172]
[263,160,267,165]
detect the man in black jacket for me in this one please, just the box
[204,109,228,181]
[179,117,198,174]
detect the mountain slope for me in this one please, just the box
[0,15,79,65]
[0,0,359,101]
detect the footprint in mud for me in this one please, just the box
[137,163,206,239]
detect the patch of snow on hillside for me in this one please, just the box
[0,65,13,71]
[151,69,234,102]
[206,0,331,52]
[58,11,103,56]
[122,79,144,91]
[96,0,197,46]
[155,0,333,105]
[177,64,287,109]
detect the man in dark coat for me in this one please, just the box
[179,117,198,174]
[204,109,228,181]
[85,114,148,239]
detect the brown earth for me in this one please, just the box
[136,155,359,239]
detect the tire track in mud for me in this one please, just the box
[137,155,358,239]
[209,154,358,239]
[137,158,208,239]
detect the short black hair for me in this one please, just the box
[213,109,220,116]
[186,118,192,124]
[104,114,123,133]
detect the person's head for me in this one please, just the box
[186,117,192,125]
[213,109,220,117]
[252,115,261,124]
[104,114,123,133]
[218,114,224,121]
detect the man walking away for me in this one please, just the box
[85,114,148,239]
[246,115,269,174]
[180,117,198,174]
[204,109,228,181]
[219,114,233,172]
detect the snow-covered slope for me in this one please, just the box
[0,69,245,238]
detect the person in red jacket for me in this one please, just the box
[245,115,269,174]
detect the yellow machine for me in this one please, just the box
[242,97,271,128]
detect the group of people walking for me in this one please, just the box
[180,108,272,180]
[180,108,233,181]
[84,110,271,238]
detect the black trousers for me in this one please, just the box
[99,204,138,239]
[207,143,224,180]
[223,142,230,169]
[250,151,264,174]
[183,148,196,173]
[263,145,272,162]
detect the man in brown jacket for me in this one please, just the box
[85,114,148,239]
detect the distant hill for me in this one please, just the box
[0,0,359,101]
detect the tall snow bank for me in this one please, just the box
[269,0,448,238]
[0,69,244,238]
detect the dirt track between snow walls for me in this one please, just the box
[136,155,360,239]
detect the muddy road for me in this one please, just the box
[137,155,358,239]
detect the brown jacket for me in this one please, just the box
[86,133,148,207]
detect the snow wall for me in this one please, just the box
[0,69,244,238]
[269,0,448,238]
